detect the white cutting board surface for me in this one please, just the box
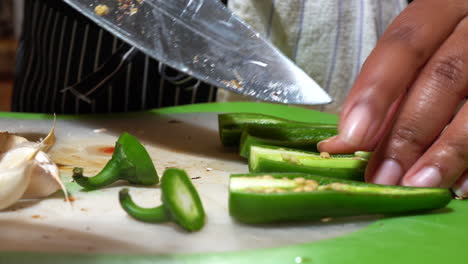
[0,113,373,254]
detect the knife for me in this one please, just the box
[63,0,332,105]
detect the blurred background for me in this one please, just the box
[0,0,23,112]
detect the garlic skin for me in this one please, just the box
[0,132,28,153]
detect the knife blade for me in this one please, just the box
[63,0,332,105]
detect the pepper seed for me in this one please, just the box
[294,177,306,184]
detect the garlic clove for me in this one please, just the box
[0,165,33,210]
[23,151,68,201]
[0,147,39,169]
[0,146,42,210]
[21,117,69,201]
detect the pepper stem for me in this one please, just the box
[72,155,133,190]
[119,188,169,223]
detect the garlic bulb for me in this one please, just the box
[0,119,68,210]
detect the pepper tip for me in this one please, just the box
[119,188,130,201]
[72,167,84,178]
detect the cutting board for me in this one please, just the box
[0,102,466,264]
[0,112,371,254]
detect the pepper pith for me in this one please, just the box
[249,145,368,181]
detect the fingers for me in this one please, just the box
[401,101,468,189]
[318,94,403,153]
[319,0,468,153]
[366,16,468,186]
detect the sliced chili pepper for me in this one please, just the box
[229,173,452,224]
[239,124,337,158]
[119,168,205,232]
[248,145,369,181]
[218,113,335,147]
[73,132,158,190]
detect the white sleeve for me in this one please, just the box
[217,0,407,114]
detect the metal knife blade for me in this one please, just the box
[63,0,332,105]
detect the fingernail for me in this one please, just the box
[403,166,442,187]
[372,159,403,185]
[340,104,372,146]
[453,181,468,198]
[452,172,468,198]
[317,135,337,152]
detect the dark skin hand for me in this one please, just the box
[318,0,468,197]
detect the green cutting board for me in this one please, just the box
[0,102,466,264]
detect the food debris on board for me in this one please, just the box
[31,214,44,219]
[168,120,183,124]
[93,128,108,134]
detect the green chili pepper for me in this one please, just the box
[73,132,158,190]
[218,113,335,147]
[248,145,369,181]
[119,168,205,232]
[229,173,452,224]
[239,124,337,158]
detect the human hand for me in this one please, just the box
[318,0,468,197]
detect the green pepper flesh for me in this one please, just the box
[73,132,158,190]
[119,188,169,222]
[161,168,205,231]
[119,168,205,232]
[239,124,337,158]
[218,113,336,147]
[229,173,452,224]
[116,132,158,185]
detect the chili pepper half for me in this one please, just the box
[239,124,337,158]
[229,173,452,224]
[73,132,158,190]
[119,168,205,232]
[249,145,369,181]
[218,113,335,147]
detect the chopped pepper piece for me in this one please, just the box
[119,168,205,232]
[239,124,337,158]
[218,113,336,147]
[73,132,158,190]
[248,145,369,181]
[229,173,452,224]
